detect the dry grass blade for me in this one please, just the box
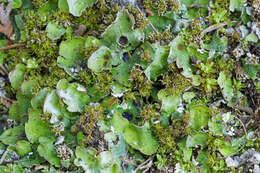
[0,64,8,75]
[199,22,229,39]
[0,43,25,51]
[0,2,13,38]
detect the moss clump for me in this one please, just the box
[130,66,152,97]
[93,71,113,94]
[162,64,191,94]
[209,0,230,24]
[126,6,149,30]
[143,0,179,14]
[71,104,104,135]
[140,104,160,123]
[153,124,176,151]
[146,28,173,44]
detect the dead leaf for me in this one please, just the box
[0,96,13,109]
[75,25,86,36]
[145,9,154,16]
[0,3,13,38]
[235,61,247,80]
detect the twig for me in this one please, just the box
[132,158,152,173]
[0,150,8,164]
[233,114,248,136]
[0,43,25,51]
[136,6,159,34]
[142,160,153,173]
[235,105,255,116]
[199,22,229,39]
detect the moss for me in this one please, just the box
[143,0,179,14]
[140,49,152,63]
[93,71,113,94]
[77,70,94,87]
[130,66,152,97]
[140,104,160,122]
[72,104,104,137]
[209,0,230,24]
[31,0,50,8]
[126,6,149,30]
[161,66,191,94]
[153,124,176,152]
[146,28,173,44]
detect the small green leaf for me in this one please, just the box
[57,38,85,77]
[9,92,31,122]
[245,33,258,43]
[102,9,144,51]
[31,88,51,109]
[111,112,129,133]
[158,89,181,114]
[124,124,158,155]
[109,135,127,158]
[208,115,224,136]
[0,125,24,145]
[242,63,259,80]
[146,12,175,33]
[144,43,169,81]
[186,133,208,148]
[230,0,244,12]
[58,0,69,12]
[168,35,200,86]
[46,21,66,40]
[15,140,32,156]
[98,151,114,168]
[37,136,61,167]
[87,46,112,72]
[67,0,97,17]
[9,64,25,90]
[21,80,38,99]
[12,0,23,9]
[189,105,210,131]
[74,147,99,172]
[56,79,90,112]
[183,92,195,103]
[216,138,245,157]
[183,148,192,162]
[217,71,242,106]
[38,0,57,13]
[43,90,74,124]
[25,109,54,143]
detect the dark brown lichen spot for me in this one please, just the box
[58,116,63,121]
[122,52,130,62]
[104,55,110,60]
[118,36,128,45]
[177,44,183,50]
[122,112,133,121]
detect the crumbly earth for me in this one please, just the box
[0,0,259,172]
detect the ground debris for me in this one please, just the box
[0,2,13,39]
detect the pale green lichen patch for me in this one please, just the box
[57,38,85,77]
[56,79,90,112]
